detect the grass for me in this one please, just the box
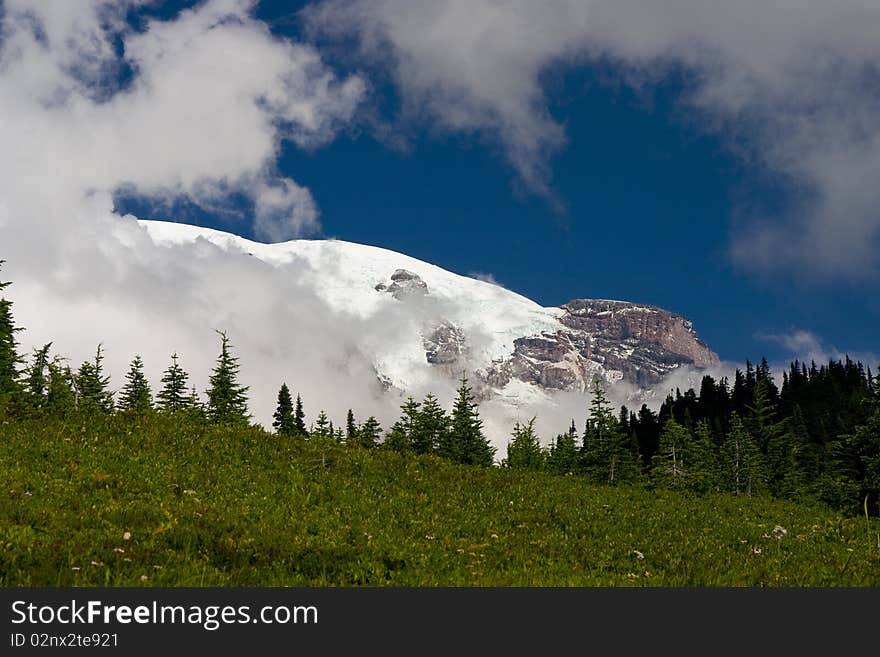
[1,414,878,586]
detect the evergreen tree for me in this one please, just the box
[689,420,719,493]
[312,410,331,437]
[385,396,421,454]
[345,409,357,442]
[0,261,22,410]
[634,404,661,465]
[383,424,410,453]
[205,331,249,425]
[46,358,76,418]
[581,379,639,484]
[746,379,780,452]
[294,394,307,436]
[836,400,880,515]
[720,413,765,496]
[186,386,206,422]
[118,355,152,413]
[651,419,691,490]
[546,421,579,474]
[442,374,495,466]
[413,393,448,454]
[157,353,190,412]
[22,343,52,414]
[505,418,544,470]
[357,416,382,449]
[75,344,114,414]
[272,383,295,436]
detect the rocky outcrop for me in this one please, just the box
[372,262,717,394]
[375,269,428,300]
[423,321,468,365]
[482,299,718,392]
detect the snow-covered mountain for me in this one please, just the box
[141,220,718,407]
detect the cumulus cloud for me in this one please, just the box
[0,0,390,433]
[756,329,879,368]
[304,0,880,279]
[0,0,364,242]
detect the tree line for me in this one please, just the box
[1,261,878,514]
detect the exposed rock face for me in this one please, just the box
[373,263,717,394]
[375,269,428,300]
[423,321,468,365]
[483,299,719,392]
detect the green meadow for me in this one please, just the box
[2,414,878,587]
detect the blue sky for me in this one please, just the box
[110,0,879,366]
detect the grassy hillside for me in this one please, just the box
[1,414,878,586]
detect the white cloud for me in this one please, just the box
[756,329,879,368]
[0,0,364,240]
[0,0,387,433]
[304,0,880,279]
[468,271,504,288]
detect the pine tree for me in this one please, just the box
[720,413,765,496]
[186,386,206,422]
[651,418,690,490]
[386,396,421,453]
[118,355,152,413]
[442,374,495,466]
[273,383,295,436]
[22,343,52,414]
[157,353,190,412]
[546,421,579,474]
[294,394,307,436]
[205,330,249,425]
[413,393,448,454]
[345,409,357,443]
[46,358,76,418]
[75,344,114,414]
[357,416,382,449]
[0,261,22,410]
[581,379,638,484]
[689,420,719,493]
[383,424,410,453]
[312,410,331,437]
[505,417,544,470]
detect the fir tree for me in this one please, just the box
[386,396,421,453]
[205,331,249,425]
[294,394,307,436]
[345,409,357,442]
[273,383,295,436]
[689,420,719,494]
[118,355,152,413]
[582,379,638,484]
[22,343,52,414]
[442,374,495,466]
[0,261,22,409]
[505,418,544,470]
[651,419,690,490]
[46,358,76,418]
[546,421,579,474]
[413,393,448,454]
[186,386,206,422]
[157,353,190,412]
[312,410,331,437]
[844,401,880,515]
[75,344,114,414]
[720,413,765,496]
[383,424,410,453]
[357,416,382,449]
